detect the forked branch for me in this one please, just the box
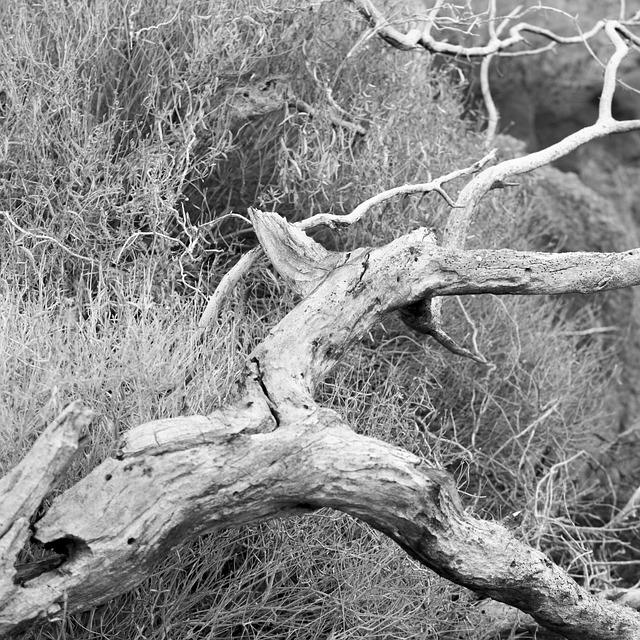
[349,0,619,54]
[5,4,640,640]
[418,16,640,356]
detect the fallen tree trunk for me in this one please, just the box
[5,4,640,639]
[3,210,640,638]
[3,403,640,639]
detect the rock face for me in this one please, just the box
[480,2,640,206]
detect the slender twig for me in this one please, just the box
[288,98,367,136]
[197,152,497,330]
[423,0,445,39]
[297,151,496,232]
[1,210,98,266]
[480,3,524,144]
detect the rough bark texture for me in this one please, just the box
[3,407,640,639]
[3,211,640,638]
[0,403,94,636]
[4,3,640,639]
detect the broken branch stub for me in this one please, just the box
[248,208,347,296]
[0,402,93,538]
[0,403,93,635]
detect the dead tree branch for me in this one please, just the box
[349,0,610,54]
[5,207,640,637]
[3,403,640,639]
[5,4,640,640]
[196,151,496,330]
[414,17,640,357]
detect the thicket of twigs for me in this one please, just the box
[2,0,640,637]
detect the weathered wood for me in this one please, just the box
[249,211,640,416]
[0,402,93,538]
[120,378,276,457]
[4,6,640,640]
[4,210,640,638]
[2,408,639,639]
[0,402,93,637]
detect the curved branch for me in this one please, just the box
[5,219,640,639]
[197,153,496,328]
[408,18,640,358]
[297,151,496,232]
[445,19,640,249]
[3,409,639,639]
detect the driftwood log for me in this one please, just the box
[3,209,640,639]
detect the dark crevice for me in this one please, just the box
[43,535,91,562]
[347,250,372,294]
[14,552,67,586]
[14,535,91,586]
[250,357,281,428]
[357,251,371,283]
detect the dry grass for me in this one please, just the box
[2,1,640,639]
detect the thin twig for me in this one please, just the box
[297,150,496,232]
[288,98,367,136]
[480,53,498,144]
[349,0,609,56]
[1,210,98,266]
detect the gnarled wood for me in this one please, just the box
[249,212,640,416]
[4,12,640,635]
[0,403,93,636]
[5,209,640,637]
[2,407,640,639]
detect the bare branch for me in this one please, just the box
[197,152,497,329]
[196,246,263,332]
[348,0,608,56]
[248,213,640,413]
[297,150,496,232]
[401,18,640,358]
[446,19,640,247]
[479,53,498,143]
[433,246,640,297]
[423,0,445,39]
